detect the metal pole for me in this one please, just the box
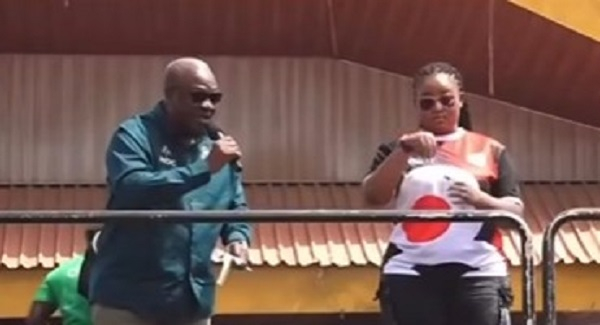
[519,223,536,325]
[0,209,522,223]
[542,208,600,325]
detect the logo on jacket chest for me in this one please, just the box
[200,143,211,160]
[158,145,176,167]
[158,143,210,167]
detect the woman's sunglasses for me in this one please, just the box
[419,95,456,111]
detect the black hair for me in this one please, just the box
[413,62,472,131]
[458,102,472,131]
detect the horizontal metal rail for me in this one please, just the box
[542,208,600,325]
[0,209,534,325]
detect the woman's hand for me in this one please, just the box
[398,131,437,158]
[448,181,492,209]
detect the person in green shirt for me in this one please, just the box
[26,229,99,325]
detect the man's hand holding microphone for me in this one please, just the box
[207,134,242,174]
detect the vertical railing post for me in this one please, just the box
[542,208,600,325]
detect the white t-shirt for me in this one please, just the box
[377,128,510,277]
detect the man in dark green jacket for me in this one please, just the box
[90,57,252,325]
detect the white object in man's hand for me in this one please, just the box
[216,244,252,286]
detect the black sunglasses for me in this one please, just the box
[190,91,223,105]
[419,95,456,111]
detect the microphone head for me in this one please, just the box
[204,123,223,140]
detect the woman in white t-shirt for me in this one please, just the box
[362,62,524,325]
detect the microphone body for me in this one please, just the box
[204,124,243,172]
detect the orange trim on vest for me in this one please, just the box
[437,131,500,181]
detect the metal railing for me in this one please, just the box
[542,208,600,325]
[0,209,535,325]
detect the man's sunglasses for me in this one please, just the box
[419,95,456,111]
[190,91,223,105]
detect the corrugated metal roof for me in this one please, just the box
[2,1,599,126]
[0,182,599,269]
[2,55,600,184]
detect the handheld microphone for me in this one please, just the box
[204,124,243,172]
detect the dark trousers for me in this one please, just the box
[379,274,512,325]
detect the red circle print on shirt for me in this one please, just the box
[403,195,452,243]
